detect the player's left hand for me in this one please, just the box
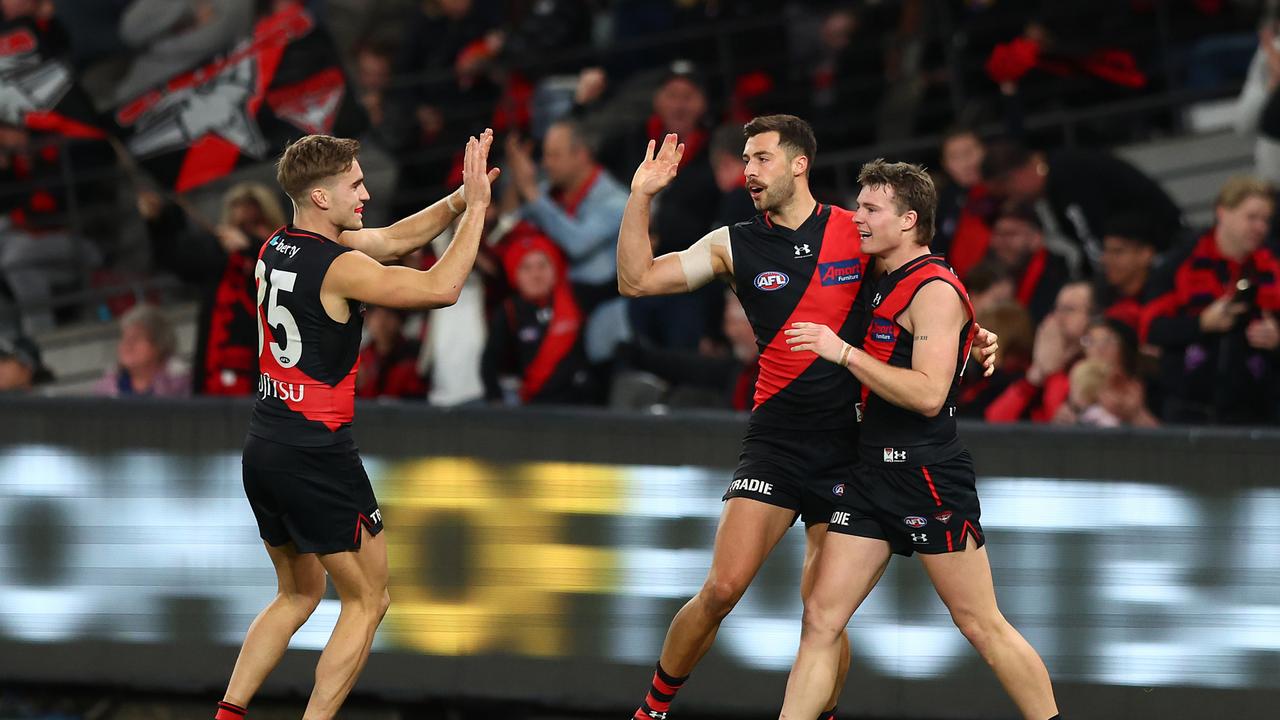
[973,323,1000,377]
[785,322,845,364]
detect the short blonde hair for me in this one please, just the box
[1215,175,1275,211]
[1068,358,1111,407]
[857,158,937,245]
[221,182,286,228]
[276,135,360,203]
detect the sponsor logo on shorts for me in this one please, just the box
[883,447,907,463]
[728,477,773,496]
[832,483,845,496]
[871,318,897,343]
[818,258,862,286]
[369,508,383,524]
[831,511,851,526]
[935,510,953,524]
[754,270,789,291]
[911,533,928,543]
[854,402,864,423]
[904,515,927,528]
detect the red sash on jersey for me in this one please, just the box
[755,205,862,409]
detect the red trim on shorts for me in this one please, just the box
[921,466,942,506]
[354,512,375,546]
[961,520,982,544]
[946,530,954,552]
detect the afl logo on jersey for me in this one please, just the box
[754,271,789,291]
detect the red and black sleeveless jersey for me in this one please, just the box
[248,226,364,447]
[859,254,975,466]
[731,204,868,430]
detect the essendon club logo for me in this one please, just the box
[871,317,896,343]
[818,258,862,286]
[935,510,953,524]
[754,270,789,291]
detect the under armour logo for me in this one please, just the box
[794,243,812,257]
[911,533,928,543]
[871,292,883,307]
[648,712,668,720]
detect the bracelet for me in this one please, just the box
[445,191,462,214]
[838,342,852,368]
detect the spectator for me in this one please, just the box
[957,299,1033,418]
[1096,213,1159,331]
[505,118,629,364]
[965,260,1016,317]
[708,123,756,228]
[94,303,189,397]
[356,306,427,400]
[113,0,255,103]
[1142,176,1280,425]
[352,36,396,132]
[598,61,720,256]
[1053,317,1158,427]
[0,334,52,393]
[981,139,1182,273]
[935,129,1003,281]
[141,182,285,396]
[985,281,1094,423]
[986,200,1070,323]
[481,233,591,405]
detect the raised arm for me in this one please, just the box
[338,143,501,263]
[323,131,494,309]
[618,133,732,297]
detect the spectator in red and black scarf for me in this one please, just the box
[355,306,426,400]
[481,232,591,405]
[1096,213,1160,332]
[1141,176,1280,424]
[934,128,995,278]
[140,181,285,396]
[986,200,1070,324]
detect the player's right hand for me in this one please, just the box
[631,133,685,198]
[462,128,496,209]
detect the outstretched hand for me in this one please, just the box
[631,132,684,197]
[462,128,498,209]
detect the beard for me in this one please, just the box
[756,173,796,213]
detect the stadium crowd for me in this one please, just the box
[0,0,1278,427]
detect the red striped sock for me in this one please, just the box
[214,701,246,720]
[633,662,688,720]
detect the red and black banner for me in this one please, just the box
[111,2,367,192]
[0,15,105,139]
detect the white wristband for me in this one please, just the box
[446,191,462,214]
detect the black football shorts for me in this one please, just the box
[723,423,859,526]
[242,434,384,554]
[828,448,984,556]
